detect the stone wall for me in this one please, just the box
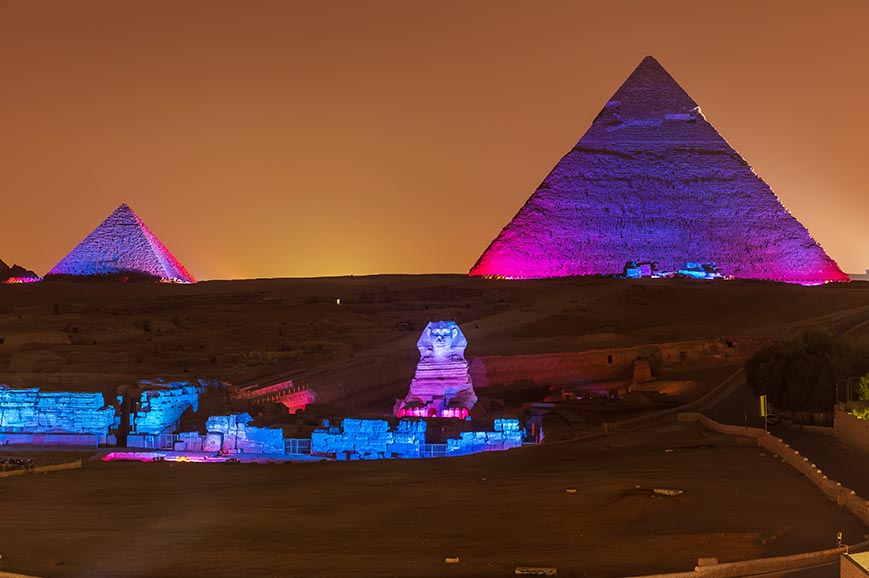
[311,418,525,460]
[131,380,216,435]
[446,419,524,455]
[472,337,767,387]
[205,413,284,454]
[0,386,116,440]
[834,408,869,454]
[311,418,426,460]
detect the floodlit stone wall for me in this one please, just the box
[205,413,284,454]
[446,419,524,455]
[312,418,425,459]
[132,381,205,435]
[0,386,116,437]
[311,418,524,460]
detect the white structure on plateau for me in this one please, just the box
[394,321,478,419]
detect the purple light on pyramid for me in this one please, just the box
[470,56,848,285]
[47,204,195,283]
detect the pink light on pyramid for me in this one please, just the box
[47,204,195,283]
[470,56,848,285]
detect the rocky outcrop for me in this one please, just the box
[46,204,195,283]
[470,56,847,285]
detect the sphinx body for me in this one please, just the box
[394,321,478,419]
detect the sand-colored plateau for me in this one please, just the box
[2,276,869,406]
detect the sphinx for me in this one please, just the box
[394,321,478,419]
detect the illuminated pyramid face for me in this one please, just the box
[48,204,195,283]
[470,56,847,284]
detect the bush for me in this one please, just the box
[857,374,869,403]
[745,329,869,414]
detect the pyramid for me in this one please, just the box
[47,204,195,283]
[470,56,847,284]
[0,259,39,283]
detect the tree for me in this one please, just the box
[857,374,869,403]
[745,330,869,417]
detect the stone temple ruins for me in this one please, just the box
[47,203,195,283]
[394,321,478,419]
[470,56,847,285]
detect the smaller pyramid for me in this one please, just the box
[0,259,40,283]
[47,204,195,283]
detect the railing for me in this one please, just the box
[284,438,311,455]
[127,434,207,451]
[178,436,206,452]
[421,444,447,458]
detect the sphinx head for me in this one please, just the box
[418,321,467,360]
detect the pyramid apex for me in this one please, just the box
[596,54,697,121]
[637,55,666,71]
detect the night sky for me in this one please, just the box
[2,0,867,279]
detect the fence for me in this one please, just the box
[127,434,208,452]
[0,433,100,448]
[284,438,311,455]
[421,444,447,458]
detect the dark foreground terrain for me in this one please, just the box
[1,422,865,578]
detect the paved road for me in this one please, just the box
[696,305,869,501]
[701,369,869,498]
[773,427,869,497]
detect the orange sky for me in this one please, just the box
[1,0,867,279]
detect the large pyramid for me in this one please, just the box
[470,56,847,284]
[47,204,195,283]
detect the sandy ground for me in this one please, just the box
[0,422,865,578]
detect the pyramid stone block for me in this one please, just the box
[470,56,847,284]
[47,204,195,283]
